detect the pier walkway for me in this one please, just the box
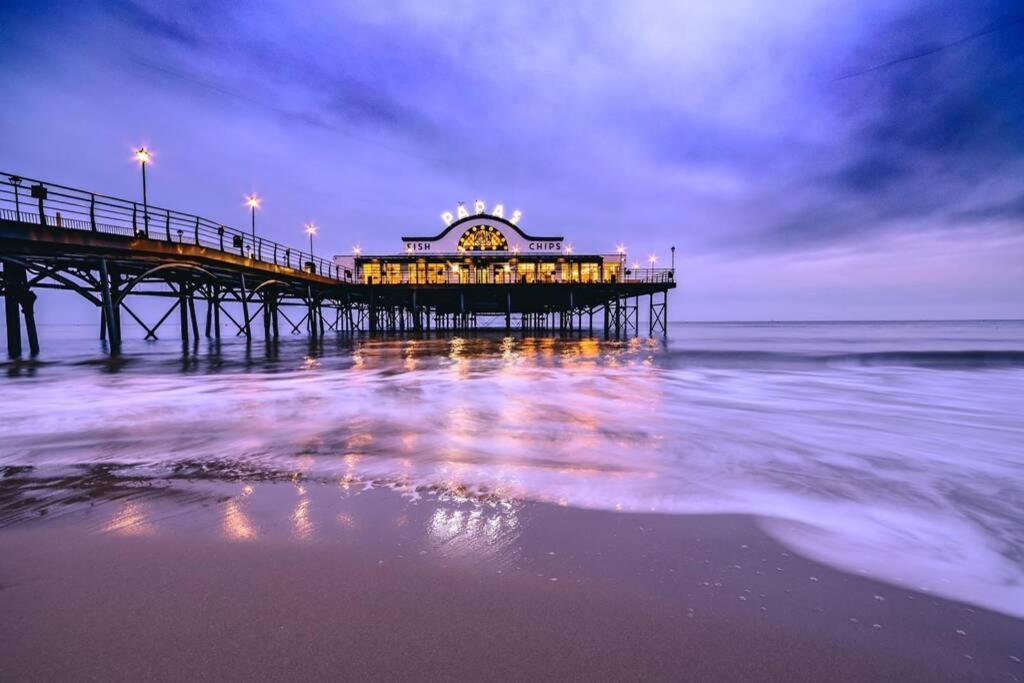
[0,173,674,357]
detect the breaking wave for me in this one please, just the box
[2,321,1023,617]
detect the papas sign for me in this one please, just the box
[402,200,564,253]
[441,201,521,227]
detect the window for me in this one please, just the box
[361,262,380,284]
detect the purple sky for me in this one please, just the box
[2,0,1022,320]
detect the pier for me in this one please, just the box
[0,173,675,357]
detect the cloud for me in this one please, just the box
[1,0,1022,318]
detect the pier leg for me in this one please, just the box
[22,289,39,356]
[98,259,120,353]
[663,291,668,337]
[506,291,511,331]
[3,262,25,358]
[204,288,213,338]
[272,295,280,339]
[213,285,222,339]
[263,294,272,341]
[189,290,200,342]
[178,279,190,342]
[239,275,252,339]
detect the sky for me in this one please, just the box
[1,0,1022,320]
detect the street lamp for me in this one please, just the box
[305,222,318,259]
[648,254,657,280]
[352,245,361,257]
[245,194,260,242]
[134,147,151,236]
[9,175,22,221]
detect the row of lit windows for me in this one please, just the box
[359,261,620,285]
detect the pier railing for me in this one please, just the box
[0,173,350,281]
[1,173,674,288]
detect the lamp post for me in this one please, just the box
[134,147,151,236]
[9,175,22,221]
[671,246,676,275]
[305,222,318,259]
[245,192,260,244]
[648,254,657,281]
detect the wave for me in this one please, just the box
[663,349,1024,369]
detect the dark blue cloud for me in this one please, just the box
[2,0,1022,319]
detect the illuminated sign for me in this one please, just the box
[442,201,522,227]
[457,225,509,252]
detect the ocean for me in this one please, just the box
[2,320,1023,618]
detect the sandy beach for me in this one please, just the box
[1,482,1020,681]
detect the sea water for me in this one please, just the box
[2,320,1022,617]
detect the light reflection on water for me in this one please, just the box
[1,321,1024,617]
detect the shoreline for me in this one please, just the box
[1,483,1020,681]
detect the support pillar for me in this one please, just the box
[189,289,200,342]
[213,284,222,339]
[21,289,39,356]
[178,279,190,342]
[505,290,511,331]
[4,262,25,358]
[98,259,121,352]
[239,274,252,339]
[272,295,280,338]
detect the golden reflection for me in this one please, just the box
[224,499,256,540]
[427,503,521,564]
[404,339,418,371]
[102,500,154,536]
[346,433,373,452]
[292,495,312,540]
[500,336,518,365]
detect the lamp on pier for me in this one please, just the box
[245,194,261,242]
[305,222,318,259]
[134,146,152,236]
[8,175,23,221]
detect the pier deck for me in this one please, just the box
[1,173,674,357]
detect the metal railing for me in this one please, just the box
[0,173,353,282]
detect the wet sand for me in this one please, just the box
[1,483,1020,681]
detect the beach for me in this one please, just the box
[2,483,1020,681]
[1,321,1023,680]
